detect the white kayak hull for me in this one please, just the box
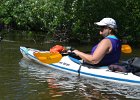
[20,46,140,85]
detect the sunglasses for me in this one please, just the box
[99,26,109,32]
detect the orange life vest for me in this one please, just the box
[50,45,65,53]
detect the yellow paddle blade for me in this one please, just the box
[34,52,62,64]
[121,44,132,53]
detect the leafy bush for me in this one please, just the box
[0,0,140,43]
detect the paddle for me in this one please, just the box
[34,44,132,64]
[34,52,62,64]
[121,44,132,53]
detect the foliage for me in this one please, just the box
[0,0,140,43]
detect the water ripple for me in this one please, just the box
[19,58,140,100]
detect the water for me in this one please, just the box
[0,40,140,100]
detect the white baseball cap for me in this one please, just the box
[94,18,117,29]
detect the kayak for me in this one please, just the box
[20,46,140,85]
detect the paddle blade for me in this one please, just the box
[34,52,62,64]
[121,44,132,53]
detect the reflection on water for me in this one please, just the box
[19,58,86,99]
[1,40,140,100]
[19,58,140,100]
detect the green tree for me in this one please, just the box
[0,0,140,43]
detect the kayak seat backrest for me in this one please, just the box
[128,57,140,76]
[109,57,140,76]
[128,57,140,69]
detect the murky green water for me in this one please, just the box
[0,40,140,100]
